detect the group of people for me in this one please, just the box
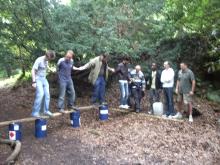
[31,50,196,122]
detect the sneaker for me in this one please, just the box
[44,111,53,117]
[68,106,75,111]
[168,115,173,119]
[162,114,168,118]
[189,115,193,122]
[172,112,183,119]
[31,113,40,118]
[123,105,130,109]
[59,109,65,113]
[119,105,124,109]
[136,109,140,113]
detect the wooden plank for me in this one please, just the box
[141,113,184,122]
[110,108,133,113]
[110,108,184,122]
[0,105,95,127]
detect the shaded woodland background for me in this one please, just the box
[0,0,220,100]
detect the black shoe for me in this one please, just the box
[136,109,140,113]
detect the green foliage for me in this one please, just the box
[0,0,219,78]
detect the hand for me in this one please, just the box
[189,91,194,95]
[110,68,115,72]
[32,82,36,88]
[175,88,179,94]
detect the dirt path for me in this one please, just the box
[0,82,220,164]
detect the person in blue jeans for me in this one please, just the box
[115,57,130,109]
[78,53,115,105]
[31,50,56,117]
[160,61,175,118]
[57,50,80,113]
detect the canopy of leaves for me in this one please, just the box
[0,0,219,77]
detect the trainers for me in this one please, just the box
[59,109,65,113]
[31,113,40,118]
[162,114,168,118]
[44,111,53,117]
[189,115,193,122]
[124,105,130,109]
[172,112,183,119]
[136,109,140,113]
[168,115,173,119]
[119,105,124,109]
[68,106,75,110]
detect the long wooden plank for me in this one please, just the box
[110,108,184,122]
[0,105,95,127]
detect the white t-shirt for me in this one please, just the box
[160,68,174,88]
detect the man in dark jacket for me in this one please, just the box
[146,63,162,114]
[115,57,130,109]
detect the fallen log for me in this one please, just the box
[0,105,95,127]
[0,138,21,164]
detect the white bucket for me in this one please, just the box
[153,102,163,116]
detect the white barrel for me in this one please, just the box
[153,102,163,116]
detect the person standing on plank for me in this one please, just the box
[129,65,146,113]
[146,63,162,114]
[57,50,80,113]
[160,61,175,118]
[78,53,115,105]
[174,62,196,122]
[115,56,130,109]
[31,50,56,117]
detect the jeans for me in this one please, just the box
[163,87,175,116]
[92,76,106,104]
[149,89,161,111]
[131,87,142,111]
[119,80,129,105]
[58,79,75,110]
[32,77,50,115]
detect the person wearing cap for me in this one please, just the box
[31,50,56,117]
[78,53,115,105]
[129,65,146,113]
[160,61,175,118]
[57,50,80,113]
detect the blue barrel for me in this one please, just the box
[35,119,47,138]
[70,110,80,128]
[8,123,22,141]
[99,104,108,121]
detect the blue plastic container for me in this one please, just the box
[35,119,47,138]
[70,110,80,128]
[99,104,108,121]
[8,123,22,141]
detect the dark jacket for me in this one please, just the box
[146,70,162,90]
[115,62,129,80]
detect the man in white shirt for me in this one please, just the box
[160,61,175,118]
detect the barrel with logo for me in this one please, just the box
[35,119,47,138]
[8,123,22,141]
[99,104,108,120]
[70,110,80,128]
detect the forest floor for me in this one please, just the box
[0,76,220,165]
